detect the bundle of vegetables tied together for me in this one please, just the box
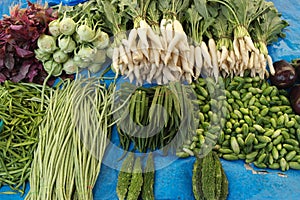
[35,1,110,76]
[104,0,288,85]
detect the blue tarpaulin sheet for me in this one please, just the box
[1,0,300,200]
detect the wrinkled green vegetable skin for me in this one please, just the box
[142,153,155,200]
[117,153,135,200]
[127,157,143,200]
[192,151,228,200]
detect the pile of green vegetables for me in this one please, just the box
[99,0,288,84]
[0,81,50,195]
[35,1,110,76]
[25,78,115,200]
[114,82,197,154]
[116,153,155,200]
[176,72,300,171]
[0,0,297,199]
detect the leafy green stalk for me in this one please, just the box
[250,7,288,55]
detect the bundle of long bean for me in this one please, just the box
[25,78,115,200]
[0,81,50,195]
[115,82,197,153]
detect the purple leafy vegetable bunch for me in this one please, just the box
[0,1,73,85]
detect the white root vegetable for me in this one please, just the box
[128,28,138,50]
[221,63,229,74]
[181,51,194,75]
[208,38,219,82]
[201,41,212,69]
[195,46,203,78]
[163,66,176,82]
[142,21,163,50]
[112,47,120,76]
[148,48,155,64]
[121,39,132,60]
[166,20,173,45]
[184,73,192,84]
[132,38,143,63]
[134,64,141,85]
[172,47,180,66]
[238,38,249,68]
[217,50,221,66]
[168,60,182,74]
[137,38,149,61]
[248,51,255,69]
[259,53,266,69]
[156,74,162,85]
[128,70,135,83]
[164,20,188,64]
[147,63,157,83]
[220,46,229,65]
[160,19,167,46]
[244,35,259,55]
[233,38,241,61]
[267,55,275,75]
[153,63,164,79]
[119,44,128,65]
[254,52,260,70]
[189,45,195,74]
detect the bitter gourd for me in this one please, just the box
[127,157,143,200]
[116,153,135,200]
[142,153,155,200]
[192,151,229,200]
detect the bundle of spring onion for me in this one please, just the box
[0,81,50,195]
[25,78,115,200]
[35,0,110,76]
[101,0,287,85]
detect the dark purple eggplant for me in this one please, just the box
[270,60,297,89]
[290,84,300,114]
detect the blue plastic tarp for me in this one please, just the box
[1,0,300,200]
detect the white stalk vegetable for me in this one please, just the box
[137,20,149,59]
[267,55,275,75]
[166,20,173,45]
[195,46,203,78]
[164,20,188,64]
[189,45,195,73]
[208,38,219,81]
[163,67,176,82]
[220,46,229,65]
[112,47,120,77]
[127,28,138,50]
[248,52,255,69]
[238,38,249,67]
[201,41,212,69]
[233,38,241,61]
[181,52,194,75]
[172,47,180,67]
[244,36,259,55]
[147,63,157,83]
[119,44,129,65]
[160,19,167,47]
[185,73,192,84]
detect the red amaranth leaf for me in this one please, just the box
[15,46,34,58]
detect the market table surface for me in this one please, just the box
[1,0,300,199]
